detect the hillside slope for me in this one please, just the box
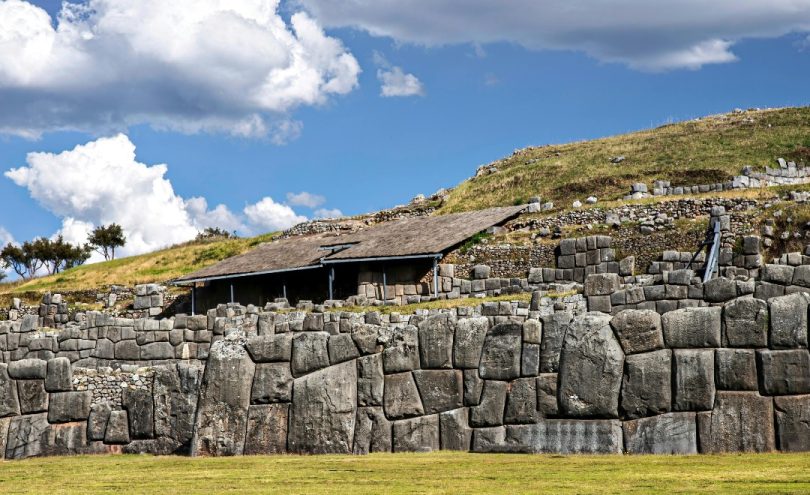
[0,233,275,297]
[4,106,809,297]
[441,107,810,212]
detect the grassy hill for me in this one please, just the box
[0,233,276,298]
[441,107,810,212]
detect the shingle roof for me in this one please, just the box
[174,205,525,283]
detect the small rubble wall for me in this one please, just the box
[624,159,810,199]
[2,284,810,459]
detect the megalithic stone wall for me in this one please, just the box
[2,289,809,459]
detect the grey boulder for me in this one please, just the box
[559,312,624,418]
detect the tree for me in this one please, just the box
[87,224,126,260]
[39,236,92,274]
[0,242,39,279]
[0,237,91,279]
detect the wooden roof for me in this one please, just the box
[174,205,525,283]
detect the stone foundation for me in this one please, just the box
[1,280,809,458]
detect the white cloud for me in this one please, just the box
[244,197,308,232]
[4,134,309,258]
[0,0,361,138]
[314,208,343,219]
[372,50,424,97]
[378,67,425,97]
[286,191,326,208]
[185,197,246,234]
[297,0,810,70]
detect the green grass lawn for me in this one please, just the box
[1,452,809,494]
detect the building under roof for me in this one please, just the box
[174,205,525,311]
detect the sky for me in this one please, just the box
[0,0,809,264]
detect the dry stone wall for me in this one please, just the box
[2,282,809,459]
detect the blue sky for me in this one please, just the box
[0,0,809,258]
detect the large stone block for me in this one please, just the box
[504,377,539,424]
[251,363,293,403]
[290,332,330,377]
[0,416,8,459]
[418,315,454,369]
[453,317,489,368]
[536,374,559,417]
[470,380,508,427]
[521,343,540,377]
[584,273,620,296]
[357,354,384,407]
[703,277,737,303]
[539,311,573,373]
[723,297,768,347]
[122,437,182,456]
[463,369,483,406]
[621,349,671,419]
[559,312,624,418]
[245,334,292,362]
[382,326,420,373]
[473,420,623,454]
[288,361,357,454]
[715,349,758,391]
[353,407,391,454]
[153,363,203,452]
[122,388,154,439]
[5,413,107,459]
[412,369,463,415]
[769,292,810,348]
[673,349,715,411]
[4,413,49,459]
[478,322,522,380]
[141,342,173,360]
[191,337,256,456]
[523,319,542,345]
[763,264,795,284]
[104,410,131,444]
[48,391,91,423]
[17,380,47,414]
[757,350,810,395]
[439,408,471,451]
[0,363,20,418]
[392,415,440,453]
[87,402,112,441]
[383,372,424,419]
[114,340,140,360]
[44,357,72,392]
[662,307,721,348]
[774,395,810,452]
[7,359,47,379]
[610,310,664,355]
[327,334,360,364]
[622,412,697,454]
[697,392,775,453]
[244,404,289,455]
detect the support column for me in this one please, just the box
[433,257,439,297]
[328,267,334,301]
[230,283,235,304]
[191,286,196,316]
[382,266,387,306]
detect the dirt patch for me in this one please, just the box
[787,146,810,165]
